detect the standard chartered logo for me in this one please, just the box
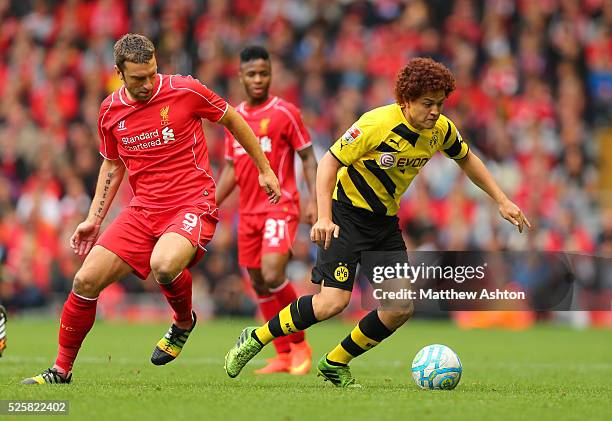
[121,126,176,151]
[259,136,272,153]
[162,126,175,143]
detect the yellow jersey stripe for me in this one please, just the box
[444,137,468,159]
[363,159,397,198]
[391,123,419,147]
[346,165,387,215]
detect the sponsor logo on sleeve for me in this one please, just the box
[342,125,362,145]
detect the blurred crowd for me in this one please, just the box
[0,0,610,318]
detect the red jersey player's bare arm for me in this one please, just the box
[215,159,236,206]
[70,158,126,256]
[297,146,318,225]
[218,106,281,204]
[216,145,318,223]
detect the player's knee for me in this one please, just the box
[72,271,101,298]
[328,300,349,319]
[260,266,284,289]
[386,304,414,325]
[150,257,180,284]
[319,300,349,320]
[313,292,350,320]
[250,279,269,296]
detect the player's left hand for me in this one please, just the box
[258,169,281,204]
[499,199,531,233]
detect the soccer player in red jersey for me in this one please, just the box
[22,34,281,385]
[216,46,317,375]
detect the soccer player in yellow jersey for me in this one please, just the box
[225,57,531,387]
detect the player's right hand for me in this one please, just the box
[310,217,340,250]
[258,169,281,204]
[70,220,102,257]
[498,199,532,233]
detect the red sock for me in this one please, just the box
[158,269,193,326]
[271,280,305,344]
[54,292,98,374]
[257,294,291,354]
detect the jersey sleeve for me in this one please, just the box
[224,128,234,161]
[170,75,229,122]
[279,102,311,151]
[439,117,469,160]
[98,94,119,160]
[329,112,381,166]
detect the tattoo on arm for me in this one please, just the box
[95,171,113,219]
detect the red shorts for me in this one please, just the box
[237,212,299,268]
[97,204,218,279]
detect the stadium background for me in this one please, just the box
[0,0,610,325]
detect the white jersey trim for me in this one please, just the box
[147,74,163,103]
[295,142,313,151]
[98,151,119,161]
[238,96,279,117]
[118,74,162,107]
[99,92,117,159]
[73,292,99,301]
[169,75,227,117]
[118,87,135,109]
[273,103,309,147]
[191,133,216,190]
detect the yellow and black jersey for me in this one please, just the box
[329,103,469,216]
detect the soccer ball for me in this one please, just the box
[411,344,462,390]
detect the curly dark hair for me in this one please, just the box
[394,58,456,104]
[114,34,155,71]
[240,45,270,63]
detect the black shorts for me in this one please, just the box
[311,201,407,291]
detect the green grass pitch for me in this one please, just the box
[1,317,611,420]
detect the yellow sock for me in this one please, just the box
[253,296,319,346]
[254,323,275,345]
[327,343,354,365]
[254,303,298,345]
[327,311,392,365]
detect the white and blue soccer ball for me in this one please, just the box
[411,344,462,390]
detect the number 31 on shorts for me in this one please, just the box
[264,218,287,247]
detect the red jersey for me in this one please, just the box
[98,74,228,209]
[224,96,311,215]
